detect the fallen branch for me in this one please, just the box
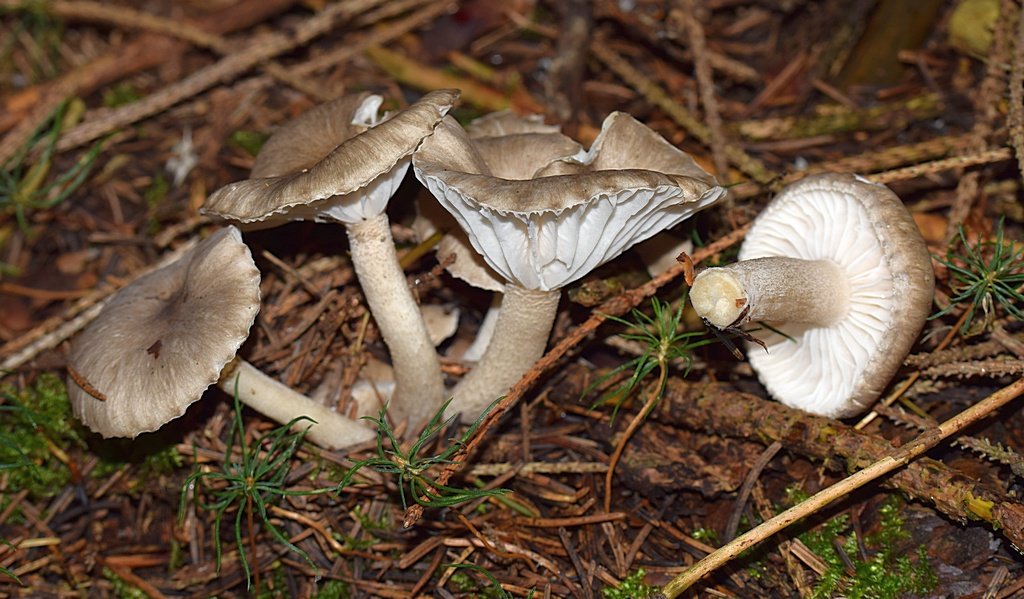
[0,0,300,164]
[52,0,382,154]
[654,376,1024,595]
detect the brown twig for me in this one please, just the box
[0,0,300,164]
[674,0,734,187]
[723,441,782,543]
[1010,0,1024,178]
[52,0,383,154]
[590,41,775,185]
[660,376,1024,596]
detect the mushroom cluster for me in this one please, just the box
[74,89,928,454]
[203,90,458,429]
[689,173,934,417]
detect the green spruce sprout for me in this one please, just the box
[585,296,710,511]
[178,389,331,589]
[337,398,508,512]
[932,219,1024,335]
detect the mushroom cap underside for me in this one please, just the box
[413,113,725,290]
[740,173,935,417]
[423,179,723,290]
[67,227,261,437]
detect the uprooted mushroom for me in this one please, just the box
[66,226,373,449]
[203,90,458,429]
[413,111,725,420]
[689,173,935,417]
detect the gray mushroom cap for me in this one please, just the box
[464,110,561,138]
[202,89,459,225]
[739,173,935,417]
[68,227,261,437]
[413,112,725,291]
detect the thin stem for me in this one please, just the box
[691,257,849,328]
[604,361,669,513]
[660,375,1024,597]
[246,492,259,591]
[218,358,374,449]
[347,213,445,429]
[448,285,561,421]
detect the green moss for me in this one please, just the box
[691,527,719,544]
[790,494,937,599]
[102,82,142,108]
[229,130,268,157]
[313,579,351,599]
[0,373,83,501]
[965,493,995,521]
[602,568,655,599]
[102,567,148,599]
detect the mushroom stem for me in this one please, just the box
[219,358,374,449]
[346,212,445,428]
[690,257,850,329]
[461,296,502,363]
[448,285,561,420]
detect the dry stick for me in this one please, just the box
[875,402,1024,478]
[559,527,595,599]
[723,441,782,543]
[674,1,730,186]
[660,376,1024,597]
[589,41,775,185]
[822,133,987,176]
[649,380,1024,554]
[868,147,1013,185]
[730,139,1010,200]
[1010,0,1024,177]
[854,306,971,430]
[402,224,751,528]
[43,0,336,102]
[42,0,228,49]
[944,0,1017,245]
[52,0,383,153]
[292,1,457,77]
[0,0,299,164]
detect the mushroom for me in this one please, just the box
[66,226,373,449]
[413,112,724,419]
[203,90,458,429]
[689,173,935,417]
[412,111,572,364]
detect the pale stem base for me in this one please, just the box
[219,358,374,449]
[347,213,445,429]
[690,257,849,329]
[448,285,560,421]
